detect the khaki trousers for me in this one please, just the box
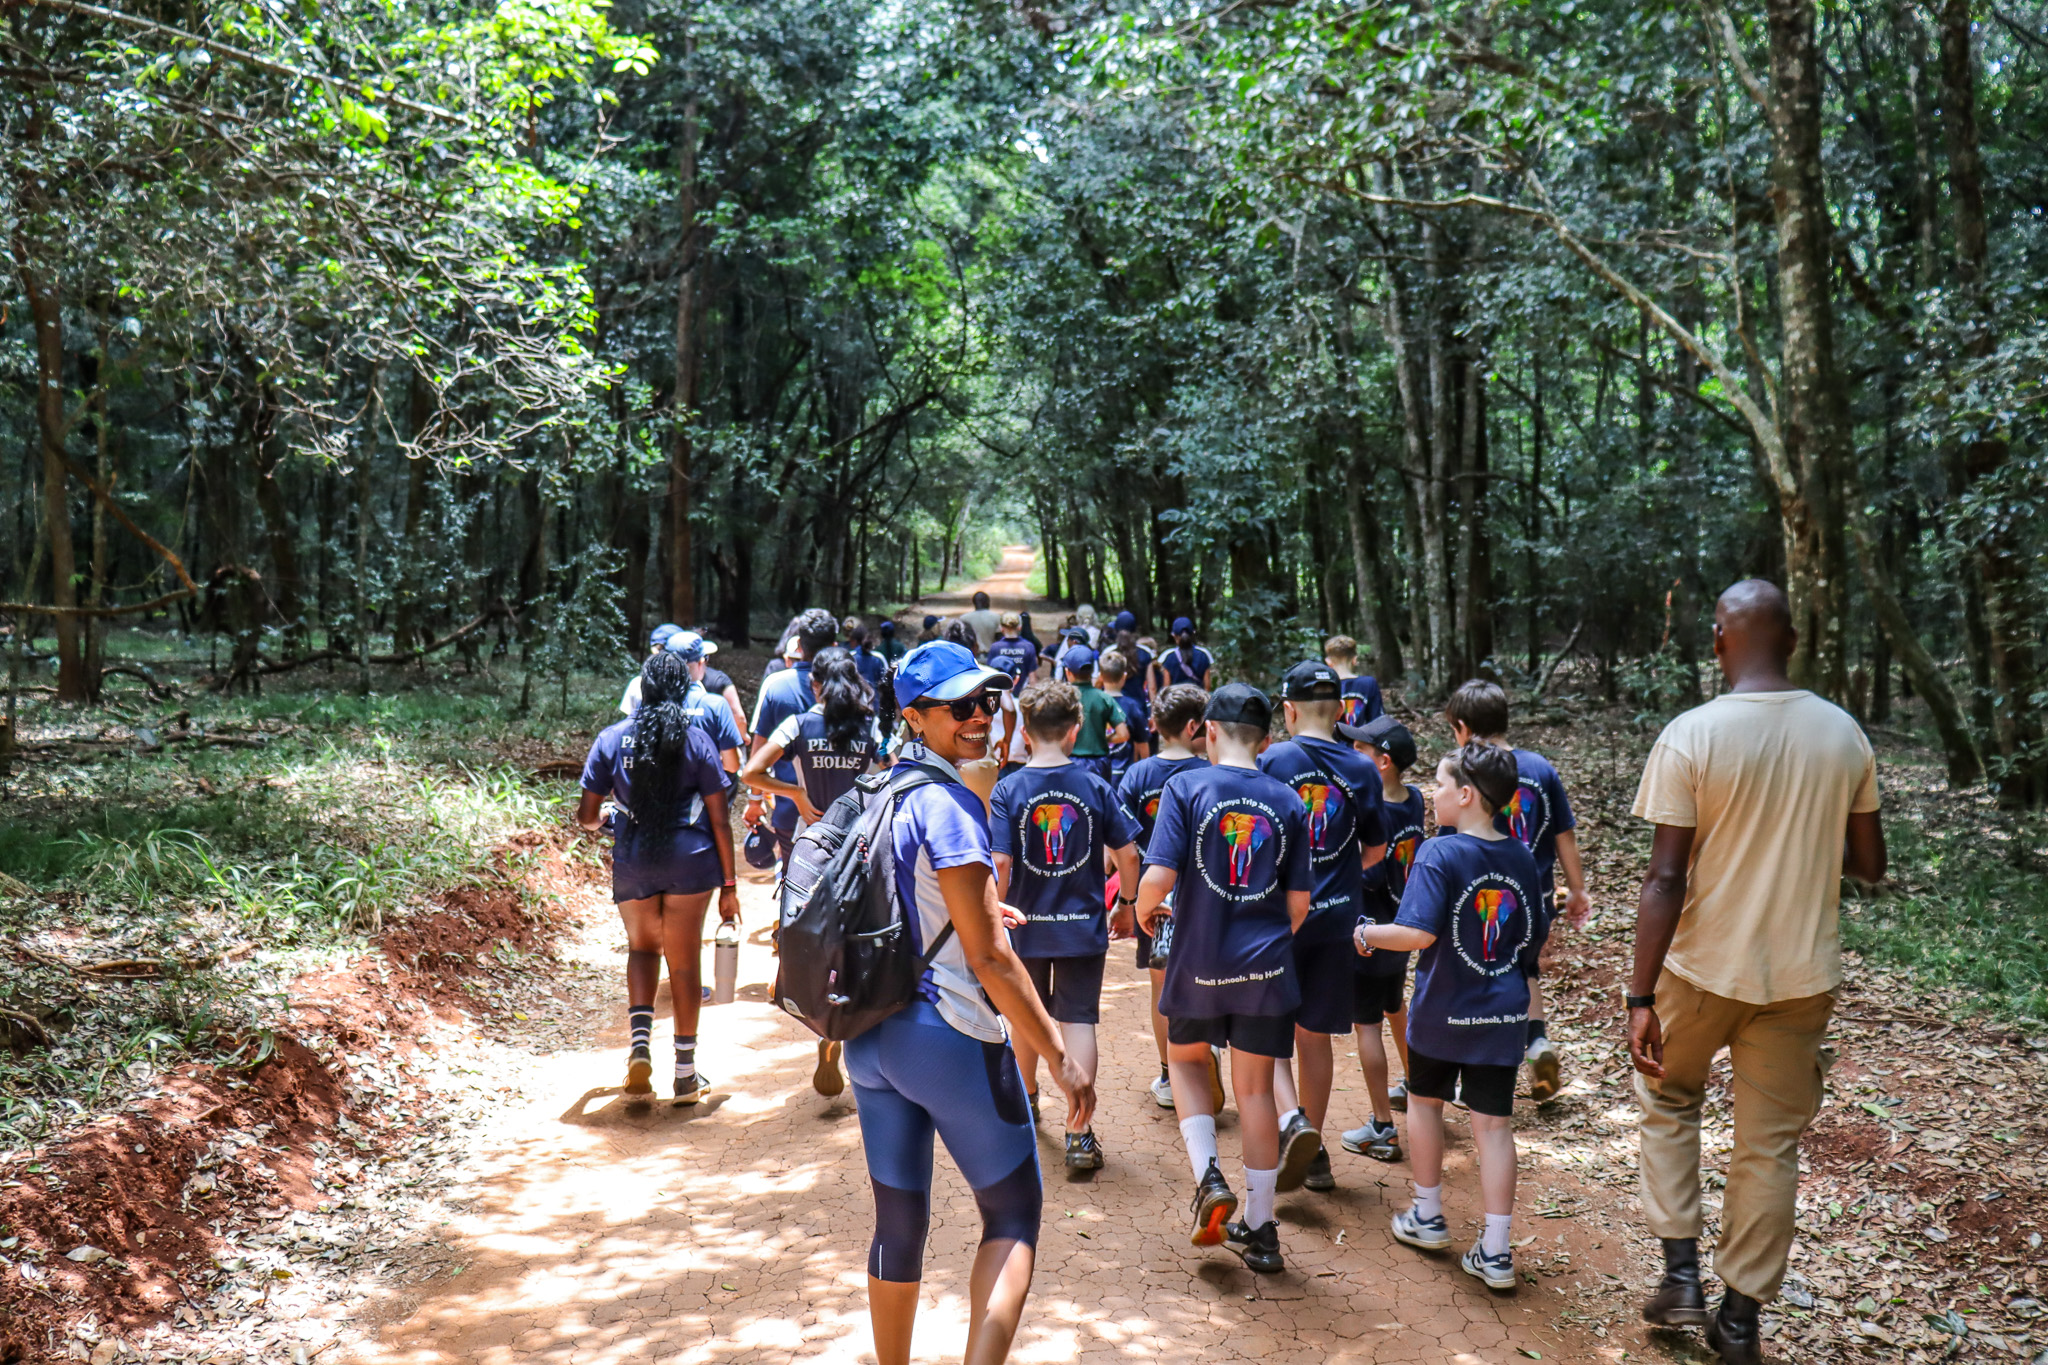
[1635,970,1834,1302]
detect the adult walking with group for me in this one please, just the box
[1628,580,1887,1364]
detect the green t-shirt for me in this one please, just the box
[1074,685,1122,757]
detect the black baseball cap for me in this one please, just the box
[1279,660,1342,701]
[1205,682,1272,729]
[1339,714,1417,770]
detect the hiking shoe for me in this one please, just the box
[1304,1147,1336,1192]
[1150,1072,1176,1109]
[1388,1080,1408,1113]
[1224,1219,1284,1274]
[1527,1035,1562,1103]
[1190,1159,1238,1247]
[1390,1204,1452,1251]
[1341,1118,1402,1162]
[1065,1130,1105,1171]
[1028,1092,1041,1125]
[1276,1112,1322,1193]
[672,1073,710,1106]
[623,1044,655,1103]
[1207,1047,1227,1112]
[813,1039,845,1097]
[1461,1241,1517,1291]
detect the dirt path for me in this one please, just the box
[897,545,1057,624]
[342,861,1646,1365]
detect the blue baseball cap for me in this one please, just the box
[742,824,778,871]
[1062,646,1098,672]
[649,623,682,648]
[878,620,895,636]
[1113,610,1136,631]
[895,641,1006,705]
[665,630,717,662]
[1171,616,1194,635]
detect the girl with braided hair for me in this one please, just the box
[577,649,740,1106]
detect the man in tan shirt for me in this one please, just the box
[1627,580,1886,1365]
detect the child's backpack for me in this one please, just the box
[774,761,955,1041]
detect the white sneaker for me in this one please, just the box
[1526,1035,1562,1103]
[1150,1073,1175,1109]
[1461,1240,1517,1290]
[1390,1204,1452,1251]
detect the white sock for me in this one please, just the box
[1180,1115,1219,1179]
[1413,1183,1443,1222]
[1244,1166,1278,1228]
[1279,1106,1303,1130]
[1483,1213,1513,1258]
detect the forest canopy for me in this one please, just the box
[5,0,2046,798]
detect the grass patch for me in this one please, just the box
[1841,806,2048,1027]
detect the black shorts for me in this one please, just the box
[1023,953,1107,1025]
[1352,973,1406,1025]
[1168,1013,1295,1060]
[1406,1047,1517,1118]
[1134,923,1156,971]
[612,849,723,903]
[1293,937,1356,1035]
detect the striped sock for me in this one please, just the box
[628,1006,654,1052]
[674,1035,697,1081]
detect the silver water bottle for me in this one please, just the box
[712,920,740,1004]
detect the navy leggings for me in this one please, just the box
[845,998,1042,1282]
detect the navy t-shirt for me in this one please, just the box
[1157,645,1213,689]
[1257,735,1387,945]
[1395,832,1548,1067]
[1117,754,1210,852]
[991,762,1141,959]
[853,648,886,693]
[1146,764,1313,1019]
[1107,694,1148,782]
[750,662,814,832]
[1121,647,1154,710]
[1338,675,1384,728]
[1496,747,1576,893]
[579,719,727,865]
[1360,783,1427,978]
[987,636,1039,691]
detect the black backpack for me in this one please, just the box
[774,761,956,1042]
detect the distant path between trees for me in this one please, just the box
[896,544,1055,625]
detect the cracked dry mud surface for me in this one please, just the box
[344,870,1634,1365]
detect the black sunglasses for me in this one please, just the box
[913,691,1000,722]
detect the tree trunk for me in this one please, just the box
[82,328,110,699]
[1458,352,1493,674]
[1939,0,2042,802]
[1420,218,1460,692]
[1764,0,1852,700]
[250,381,304,654]
[20,263,86,701]
[669,82,701,626]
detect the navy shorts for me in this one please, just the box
[1023,953,1106,1025]
[1407,1047,1517,1118]
[1168,1013,1295,1059]
[612,848,723,902]
[1292,936,1356,1035]
[1134,923,1156,970]
[1071,754,1113,783]
[1352,972,1406,1025]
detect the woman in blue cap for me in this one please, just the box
[849,639,1094,1365]
[1152,617,1214,693]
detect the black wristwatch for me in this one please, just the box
[1625,992,1656,1010]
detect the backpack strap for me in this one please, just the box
[877,760,960,964]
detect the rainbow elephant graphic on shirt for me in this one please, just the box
[1341,694,1369,727]
[1390,831,1420,893]
[1504,784,1541,847]
[1295,782,1344,853]
[1472,886,1518,963]
[1217,811,1273,886]
[1032,801,1078,865]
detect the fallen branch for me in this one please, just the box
[245,603,515,676]
[1532,620,1587,699]
[0,1007,51,1048]
[99,664,181,700]
[14,944,213,978]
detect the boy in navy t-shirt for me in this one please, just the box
[1445,679,1590,1104]
[1324,634,1385,729]
[1338,715,1425,1162]
[1257,660,1388,1197]
[1098,650,1150,782]
[1135,684,1312,1276]
[1358,742,1547,1292]
[1116,683,1211,1109]
[992,680,1141,1172]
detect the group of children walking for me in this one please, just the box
[578,607,1592,1365]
